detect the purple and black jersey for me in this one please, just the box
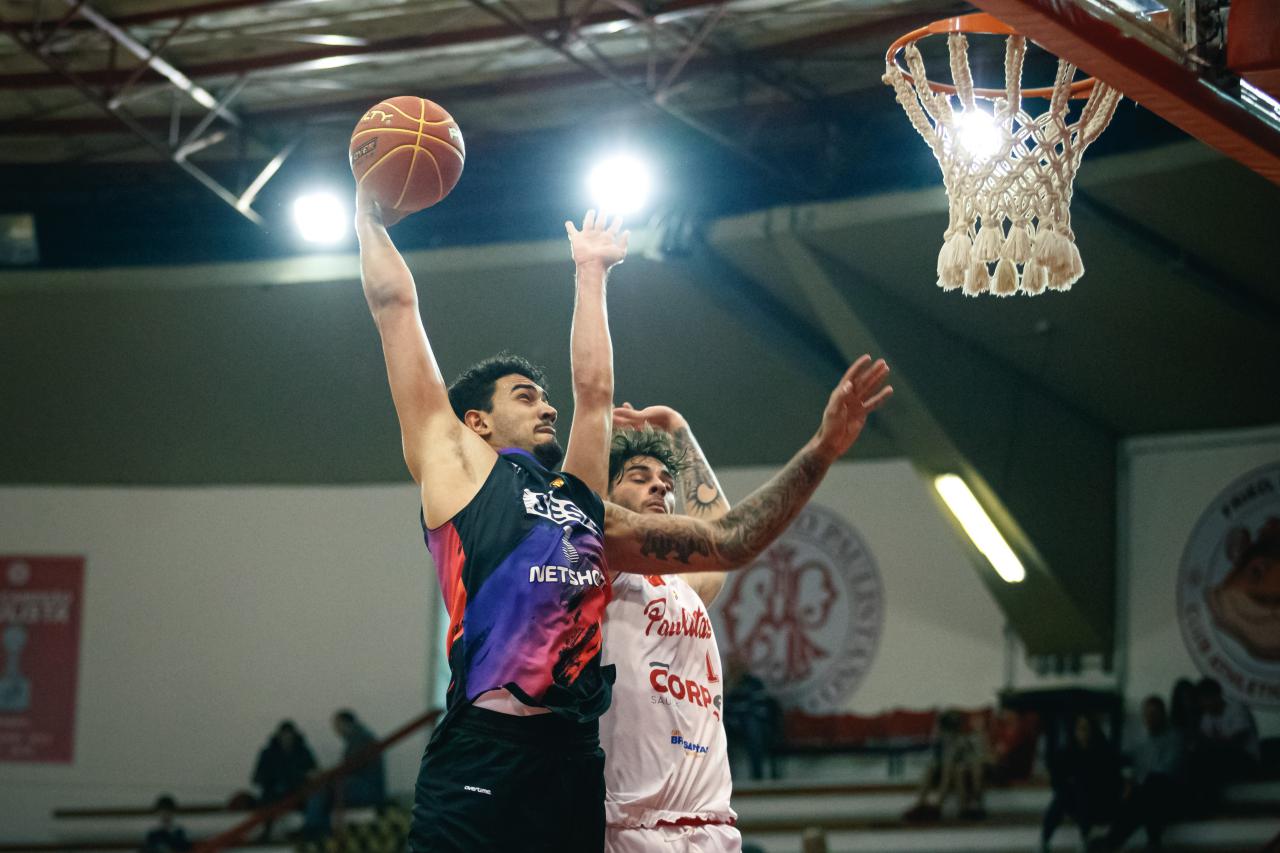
[423,449,614,722]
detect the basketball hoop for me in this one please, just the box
[883,13,1124,296]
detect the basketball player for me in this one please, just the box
[600,411,742,852]
[355,193,892,852]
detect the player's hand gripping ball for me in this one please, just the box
[349,97,465,219]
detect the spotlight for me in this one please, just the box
[586,154,652,217]
[933,474,1026,583]
[292,192,347,244]
[953,110,1004,160]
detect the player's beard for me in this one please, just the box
[534,438,565,470]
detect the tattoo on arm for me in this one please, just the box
[638,523,715,564]
[672,426,729,518]
[709,448,828,565]
[630,446,828,569]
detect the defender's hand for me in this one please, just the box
[565,209,629,272]
[812,356,892,461]
[612,402,687,433]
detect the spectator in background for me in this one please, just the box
[252,720,318,840]
[1169,678,1200,739]
[1197,678,1260,786]
[1039,714,1121,853]
[254,720,318,802]
[1094,695,1188,852]
[985,708,1040,785]
[300,709,386,839]
[723,654,781,781]
[142,795,191,853]
[904,710,987,821]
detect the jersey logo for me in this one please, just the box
[705,651,720,684]
[522,489,601,535]
[550,476,565,489]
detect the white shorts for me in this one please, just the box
[606,823,741,853]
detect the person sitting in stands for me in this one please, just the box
[1093,695,1188,852]
[1039,714,1121,853]
[904,709,987,821]
[300,709,386,838]
[985,708,1040,785]
[723,653,781,781]
[252,719,318,840]
[1197,677,1261,788]
[142,795,191,853]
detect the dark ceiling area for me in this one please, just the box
[0,0,1198,268]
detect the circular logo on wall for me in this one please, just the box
[5,560,31,587]
[713,504,883,712]
[1177,462,1280,708]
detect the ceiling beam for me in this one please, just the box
[0,0,725,90]
[707,222,1116,656]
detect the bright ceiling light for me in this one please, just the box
[292,192,347,245]
[933,474,1026,583]
[586,154,652,217]
[954,109,1004,160]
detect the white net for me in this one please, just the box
[883,33,1123,296]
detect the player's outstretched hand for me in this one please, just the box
[612,402,687,434]
[812,355,893,460]
[565,209,629,272]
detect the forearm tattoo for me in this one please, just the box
[634,447,828,567]
[638,523,715,563]
[711,448,827,565]
[672,426,728,518]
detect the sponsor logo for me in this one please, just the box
[643,596,712,639]
[462,785,492,795]
[529,565,605,587]
[523,489,602,536]
[350,139,377,165]
[669,729,709,754]
[1178,462,1280,707]
[716,504,884,712]
[362,109,393,124]
[449,125,462,142]
[649,660,720,719]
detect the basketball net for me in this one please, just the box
[883,27,1123,296]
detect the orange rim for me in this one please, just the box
[886,12,1096,100]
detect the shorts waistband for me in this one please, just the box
[454,703,600,747]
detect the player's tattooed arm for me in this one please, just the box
[671,425,730,520]
[606,444,827,572]
[605,356,892,574]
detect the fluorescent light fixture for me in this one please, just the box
[933,474,1026,583]
[954,109,1003,160]
[292,192,348,245]
[586,154,653,216]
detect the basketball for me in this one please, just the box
[349,96,465,216]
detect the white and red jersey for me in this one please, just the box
[600,572,736,829]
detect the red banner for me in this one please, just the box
[0,556,84,763]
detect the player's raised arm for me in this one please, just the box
[605,356,892,574]
[354,189,494,526]
[561,210,628,495]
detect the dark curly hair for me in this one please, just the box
[447,352,549,421]
[608,426,686,487]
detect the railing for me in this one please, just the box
[192,707,442,853]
